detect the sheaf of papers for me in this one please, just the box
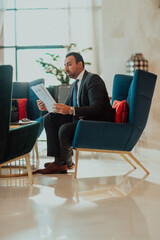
[31,84,56,113]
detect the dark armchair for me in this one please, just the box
[12,78,45,137]
[12,80,56,137]
[72,69,157,178]
[0,65,40,184]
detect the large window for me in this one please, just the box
[0,0,102,86]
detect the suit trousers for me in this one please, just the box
[43,112,77,166]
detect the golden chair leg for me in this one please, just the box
[127,152,149,174]
[74,149,79,179]
[32,147,34,161]
[25,154,34,184]
[120,153,137,169]
[34,141,39,165]
[73,148,149,179]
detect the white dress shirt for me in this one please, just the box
[76,69,85,106]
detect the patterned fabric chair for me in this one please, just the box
[72,69,157,178]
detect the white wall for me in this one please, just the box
[101,0,160,149]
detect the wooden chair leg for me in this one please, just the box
[34,141,39,165]
[74,149,79,179]
[120,153,136,169]
[32,147,34,161]
[127,152,149,174]
[25,154,34,184]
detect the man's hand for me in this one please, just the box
[53,103,71,115]
[37,100,47,111]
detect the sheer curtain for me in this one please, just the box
[91,0,103,75]
[0,0,7,35]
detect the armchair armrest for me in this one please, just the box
[6,122,40,161]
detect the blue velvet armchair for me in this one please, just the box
[72,69,157,178]
[0,65,40,184]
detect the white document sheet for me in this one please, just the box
[31,84,56,113]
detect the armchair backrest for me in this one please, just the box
[112,69,157,130]
[111,70,157,150]
[112,74,132,103]
[126,70,157,129]
[0,65,13,159]
[12,78,44,120]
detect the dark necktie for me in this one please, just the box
[73,79,79,107]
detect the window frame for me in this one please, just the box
[0,0,100,84]
[0,0,71,82]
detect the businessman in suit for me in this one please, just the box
[36,52,115,174]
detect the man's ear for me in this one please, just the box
[78,61,83,68]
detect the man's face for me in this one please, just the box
[64,55,83,79]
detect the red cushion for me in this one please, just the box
[112,100,129,123]
[18,98,27,120]
[12,98,27,120]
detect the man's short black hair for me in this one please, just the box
[65,52,84,67]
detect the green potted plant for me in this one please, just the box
[37,53,70,85]
[36,43,92,102]
[36,43,92,85]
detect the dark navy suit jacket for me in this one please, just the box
[65,70,115,122]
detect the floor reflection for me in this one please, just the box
[1,149,160,240]
[75,171,148,202]
[30,172,152,240]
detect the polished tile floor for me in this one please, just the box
[0,140,160,240]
